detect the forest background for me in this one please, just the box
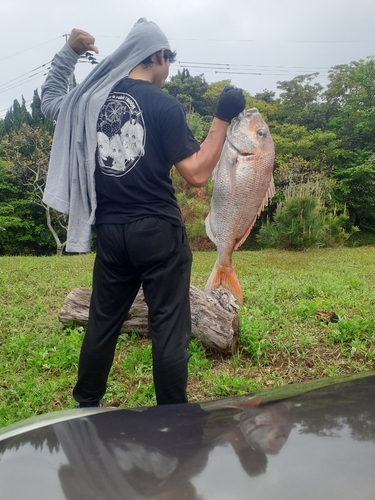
[2,56,375,255]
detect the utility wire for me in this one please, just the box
[98,34,375,43]
[0,52,101,95]
[0,68,51,94]
[0,33,367,116]
[0,37,62,62]
[170,61,330,77]
[1,56,330,96]
[174,61,331,70]
[0,63,51,91]
[2,34,373,64]
[0,73,50,95]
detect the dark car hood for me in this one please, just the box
[1,372,375,500]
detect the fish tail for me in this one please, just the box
[205,262,244,304]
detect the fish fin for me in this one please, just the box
[211,162,219,182]
[205,262,244,304]
[255,175,275,219]
[234,175,276,251]
[263,176,276,210]
[226,157,238,203]
[205,212,216,244]
[234,220,257,251]
[227,397,263,409]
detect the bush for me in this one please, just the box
[186,112,211,143]
[171,167,214,250]
[257,184,355,250]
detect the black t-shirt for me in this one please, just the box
[94,78,200,226]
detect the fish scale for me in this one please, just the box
[205,108,275,304]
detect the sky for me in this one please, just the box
[1,0,375,118]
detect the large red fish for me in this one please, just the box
[205,108,275,304]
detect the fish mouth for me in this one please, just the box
[226,134,255,157]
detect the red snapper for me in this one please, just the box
[205,108,275,304]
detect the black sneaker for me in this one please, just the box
[75,399,104,408]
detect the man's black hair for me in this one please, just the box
[141,49,177,66]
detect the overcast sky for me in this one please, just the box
[1,0,375,117]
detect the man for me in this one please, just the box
[42,18,245,407]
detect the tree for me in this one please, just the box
[164,70,211,116]
[254,89,277,103]
[1,97,31,136]
[2,125,67,255]
[276,73,327,130]
[0,159,56,255]
[186,112,211,143]
[0,90,54,139]
[200,79,232,117]
[319,58,375,228]
[272,123,342,176]
[334,154,375,230]
[30,90,55,133]
[325,57,375,152]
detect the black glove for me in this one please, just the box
[214,85,246,122]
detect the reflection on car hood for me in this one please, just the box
[0,372,375,500]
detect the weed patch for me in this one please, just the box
[329,317,375,343]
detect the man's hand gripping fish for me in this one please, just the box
[205,108,275,304]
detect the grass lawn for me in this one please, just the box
[1,246,375,428]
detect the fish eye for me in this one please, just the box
[258,129,267,138]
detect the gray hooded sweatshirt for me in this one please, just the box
[41,18,171,252]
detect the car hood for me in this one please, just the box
[1,372,375,500]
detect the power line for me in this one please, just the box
[97,34,375,43]
[0,69,50,95]
[170,38,375,43]
[0,34,370,116]
[0,63,51,91]
[0,37,62,62]
[0,53,100,96]
[2,55,330,97]
[174,61,331,70]
[2,34,373,65]
[169,61,330,77]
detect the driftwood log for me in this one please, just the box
[59,285,239,353]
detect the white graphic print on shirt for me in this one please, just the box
[97,92,146,176]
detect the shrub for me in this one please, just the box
[171,167,214,249]
[257,183,356,250]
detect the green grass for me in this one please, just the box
[1,247,375,428]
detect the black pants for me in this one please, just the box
[73,218,192,406]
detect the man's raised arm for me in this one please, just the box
[175,86,246,187]
[41,29,99,121]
